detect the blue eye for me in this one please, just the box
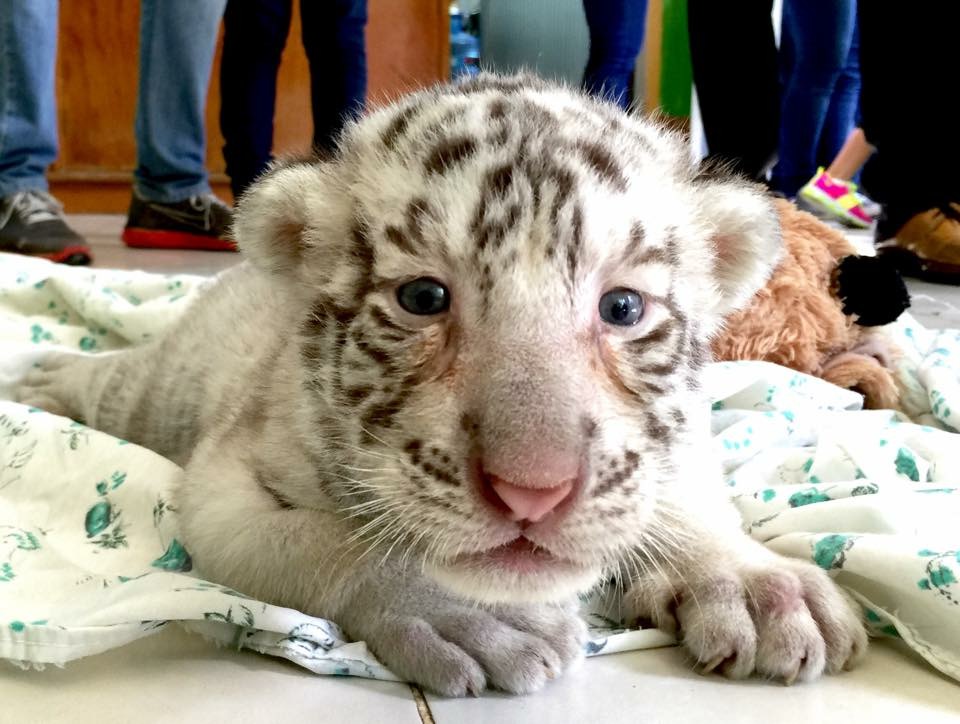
[599,288,644,326]
[397,277,450,315]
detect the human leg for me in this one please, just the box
[687,0,778,181]
[827,128,873,181]
[772,0,856,198]
[133,0,228,203]
[860,3,960,281]
[0,0,90,264]
[126,0,233,250]
[300,0,367,153]
[581,0,648,110]
[220,0,293,198]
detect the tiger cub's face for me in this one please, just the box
[237,74,780,603]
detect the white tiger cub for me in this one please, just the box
[16,74,866,695]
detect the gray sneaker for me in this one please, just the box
[0,190,92,265]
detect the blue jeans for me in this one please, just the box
[582,0,648,109]
[772,0,860,198]
[219,0,367,197]
[0,0,226,202]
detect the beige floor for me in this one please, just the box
[77,215,960,330]
[2,627,959,724]
[75,215,240,276]
[843,226,960,329]
[3,215,958,723]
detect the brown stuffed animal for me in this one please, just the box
[712,199,910,410]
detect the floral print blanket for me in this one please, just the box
[1,253,958,683]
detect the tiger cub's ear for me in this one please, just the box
[233,160,332,276]
[696,179,782,316]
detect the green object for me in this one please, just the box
[151,539,193,572]
[895,448,920,481]
[659,0,692,116]
[813,534,853,570]
[84,501,113,538]
[789,487,831,508]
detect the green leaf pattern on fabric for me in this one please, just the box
[812,534,857,570]
[895,448,920,481]
[915,550,959,606]
[151,539,192,572]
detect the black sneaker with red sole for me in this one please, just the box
[0,190,93,265]
[122,192,236,251]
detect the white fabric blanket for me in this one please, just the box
[1,252,958,682]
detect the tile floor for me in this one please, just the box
[2,627,959,724]
[72,215,239,277]
[3,215,959,723]
[843,226,960,329]
[75,215,960,330]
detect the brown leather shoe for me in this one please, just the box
[876,202,960,284]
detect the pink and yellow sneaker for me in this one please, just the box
[798,168,873,229]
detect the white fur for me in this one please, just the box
[15,74,864,695]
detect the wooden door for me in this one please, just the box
[49,0,449,211]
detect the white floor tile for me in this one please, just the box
[425,641,960,724]
[0,625,422,724]
[838,224,960,329]
[75,214,239,277]
[70,215,960,331]
[905,280,960,329]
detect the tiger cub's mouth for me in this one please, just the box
[453,536,581,575]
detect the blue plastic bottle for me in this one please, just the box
[450,4,480,80]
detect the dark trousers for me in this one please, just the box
[581,0,649,110]
[858,2,960,231]
[220,0,367,197]
[687,0,779,182]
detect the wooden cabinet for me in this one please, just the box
[49,0,449,211]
